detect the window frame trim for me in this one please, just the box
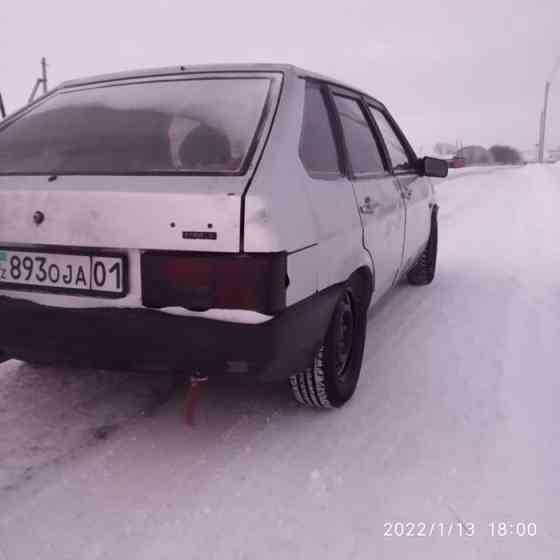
[326,85,393,181]
[366,103,419,176]
[298,80,345,181]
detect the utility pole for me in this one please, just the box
[538,57,560,163]
[537,82,551,163]
[0,91,6,119]
[28,57,49,104]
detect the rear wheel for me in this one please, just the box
[290,282,367,408]
[407,210,438,286]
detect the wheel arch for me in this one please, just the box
[349,265,374,310]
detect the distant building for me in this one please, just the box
[548,147,560,162]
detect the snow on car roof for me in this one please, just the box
[60,63,384,105]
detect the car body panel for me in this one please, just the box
[242,76,316,254]
[243,75,373,305]
[0,176,244,252]
[350,173,405,303]
[396,174,433,271]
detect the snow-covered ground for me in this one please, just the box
[1,164,559,559]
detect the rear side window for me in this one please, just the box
[333,95,385,175]
[0,78,272,175]
[299,83,340,177]
[368,106,414,172]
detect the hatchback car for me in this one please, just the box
[0,64,447,408]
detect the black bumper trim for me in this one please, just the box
[0,286,342,381]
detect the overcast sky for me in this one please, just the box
[1,0,559,155]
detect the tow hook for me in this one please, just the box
[185,372,209,426]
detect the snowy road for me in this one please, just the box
[1,164,559,559]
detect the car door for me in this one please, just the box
[297,81,366,295]
[329,88,405,303]
[367,105,432,273]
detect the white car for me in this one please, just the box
[0,64,447,408]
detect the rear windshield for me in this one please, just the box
[0,78,272,175]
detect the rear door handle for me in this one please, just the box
[401,187,412,200]
[359,196,379,214]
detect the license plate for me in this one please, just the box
[0,248,127,297]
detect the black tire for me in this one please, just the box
[407,210,438,286]
[289,281,368,408]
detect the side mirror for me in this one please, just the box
[418,156,448,178]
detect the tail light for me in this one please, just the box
[141,252,287,315]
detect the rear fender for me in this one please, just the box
[318,244,374,295]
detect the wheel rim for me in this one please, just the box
[334,290,355,379]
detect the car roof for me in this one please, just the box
[60,63,385,106]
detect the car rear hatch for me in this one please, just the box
[0,72,284,313]
[0,71,282,253]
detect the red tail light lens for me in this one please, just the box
[141,252,287,315]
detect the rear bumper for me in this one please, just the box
[0,286,341,381]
